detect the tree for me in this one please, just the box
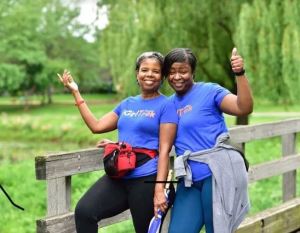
[0,0,102,104]
[98,0,250,96]
[282,0,300,103]
[236,0,300,104]
[97,0,252,124]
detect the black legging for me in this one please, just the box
[75,174,174,233]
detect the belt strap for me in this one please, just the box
[133,148,157,159]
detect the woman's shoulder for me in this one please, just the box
[121,95,141,103]
[157,94,175,103]
[150,95,172,108]
[158,95,177,110]
[195,82,227,92]
[119,94,168,106]
[195,81,218,87]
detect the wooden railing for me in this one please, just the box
[35,119,300,233]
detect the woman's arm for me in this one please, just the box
[58,70,118,133]
[154,123,177,216]
[220,48,253,116]
[72,90,118,133]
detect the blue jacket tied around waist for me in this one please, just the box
[174,133,250,233]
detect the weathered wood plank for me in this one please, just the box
[47,177,71,216]
[161,210,171,233]
[100,210,131,227]
[37,197,300,233]
[248,154,300,183]
[37,210,132,233]
[236,197,300,233]
[229,119,300,143]
[35,148,103,180]
[37,147,300,183]
[37,212,75,233]
[35,119,300,180]
[282,133,297,201]
[36,148,176,180]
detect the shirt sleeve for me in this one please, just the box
[113,99,125,116]
[160,99,179,124]
[212,83,231,107]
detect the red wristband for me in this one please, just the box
[75,99,85,106]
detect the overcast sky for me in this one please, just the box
[76,0,108,42]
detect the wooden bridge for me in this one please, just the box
[35,119,300,233]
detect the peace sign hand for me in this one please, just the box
[57,69,79,92]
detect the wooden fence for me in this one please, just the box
[35,119,300,233]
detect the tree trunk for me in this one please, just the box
[40,93,46,105]
[236,115,249,125]
[47,86,52,104]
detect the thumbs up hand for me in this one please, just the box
[231,47,245,75]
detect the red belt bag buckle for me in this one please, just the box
[103,142,136,178]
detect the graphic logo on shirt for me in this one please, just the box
[123,110,156,118]
[177,105,192,116]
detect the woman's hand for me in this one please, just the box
[153,188,168,218]
[221,47,253,115]
[57,69,79,93]
[96,139,115,148]
[231,48,244,74]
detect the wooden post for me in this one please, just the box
[282,133,297,202]
[161,211,171,233]
[237,142,245,154]
[47,176,72,216]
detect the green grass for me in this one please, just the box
[0,95,118,146]
[0,93,118,105]
[0,159,46,233]
[253,97,300,112]
[0,94,300,232]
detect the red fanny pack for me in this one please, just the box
[103,142,157,178]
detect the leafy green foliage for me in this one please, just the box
[0,159,46,233]
[236,0,300,104]
[0,0,104,103]
[98,0,250,97]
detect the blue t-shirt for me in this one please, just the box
[113,94,178,178]
[171,82,230,181]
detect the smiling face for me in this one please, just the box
[167,62,194,95]
[136,58,162,95]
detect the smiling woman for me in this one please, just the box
[164,48,253,233]
[57,51,178,233]
[135,52,164,98]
